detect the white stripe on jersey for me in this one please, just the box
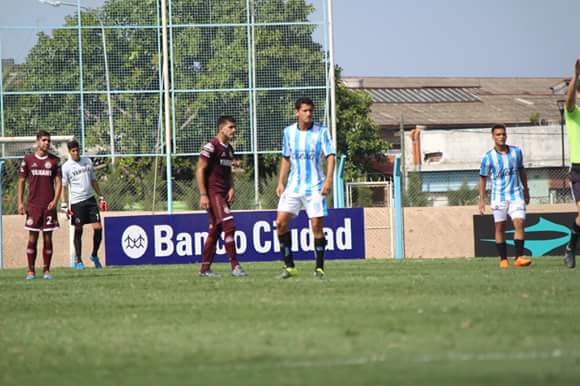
[282,123,335,195]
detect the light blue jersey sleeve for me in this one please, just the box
[479,153,490,177]
[282,127,291,157]
[516,147,524,169]
[321,126,335,157]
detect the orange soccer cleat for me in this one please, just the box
[499,259,509,269]
[514,256,532,267]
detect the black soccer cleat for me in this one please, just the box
[564,247,576,269]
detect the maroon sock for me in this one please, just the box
[42,238,53,273]
[222,220,239,269]
[201,225,220,273]
[26,239,38,273]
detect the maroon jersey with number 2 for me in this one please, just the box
[200,138,234,195]
[19,153,61,208]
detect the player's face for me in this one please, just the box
[36,136,51,153]
[492,128,507,147]
[69,147,81,162]
[296,104,314,126]
[220,122,237,141]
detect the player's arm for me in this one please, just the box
[226,171,235,205]
[276,156,291,197]
[196,157,210,209]
[321,154,335,196]
[478,176,487,215]
[49,175,62,210]
[520,168,530,205]
[17,176,25,215]
[566,59,580,112]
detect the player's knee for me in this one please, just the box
[222,220,236,240]
[276,218,288,234]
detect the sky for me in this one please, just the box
[1,0,579,78]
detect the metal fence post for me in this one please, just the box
[394,155,405,259]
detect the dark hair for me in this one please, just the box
[67,139,80,150]
[217,115,236,128]
[491,124,506,133]
[36,130,51,139]
[295,97,314,110]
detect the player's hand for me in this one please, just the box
[47,200,56,210]
[321,181,332,196]
[523,188,530,205]
[98,196,108,211]
[18,203,25,215]
[478,199,485,215]
[226,188,235,205]
[199,194,209,210]
[276,183,285,198]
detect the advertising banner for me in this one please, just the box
[105,208,365,265]
[473,213,575,257]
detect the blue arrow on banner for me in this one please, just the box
[481,217,571,256]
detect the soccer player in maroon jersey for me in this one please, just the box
[195,116,247,277]
[17,130,62,280]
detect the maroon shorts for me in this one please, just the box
[207,193,233,226]
[25,206,59,232]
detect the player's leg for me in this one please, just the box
[306,193,329,278]
[211,194,245,276]
[200,204,220,277]
[73,225,84,269]
[42,231,54,279]
[564,173,580,268]
[25,231,40,279]
[276,193,300,277]
[24,206,44,279]
[87,199,103,268]
[510,203,532,267]
[492,202,508,268]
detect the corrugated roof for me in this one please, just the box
[343,77,566,128]
[366,87,480,103]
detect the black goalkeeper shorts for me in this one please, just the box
[71,197,101,226]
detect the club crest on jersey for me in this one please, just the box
[32,162,38,168]
[45,161,52,169]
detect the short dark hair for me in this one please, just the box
[491,124,506,133]
[217,115,236,128]
[295,97,314,110]
[67,139,80,150]
[36,130,51,139]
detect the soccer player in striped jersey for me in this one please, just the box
[563,58,580,268]
[275,97,336,279]
[479,124,532,268]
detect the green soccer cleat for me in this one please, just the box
[314,268,325,279]
[278,266,298,279]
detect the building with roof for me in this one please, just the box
[343,76,571,206]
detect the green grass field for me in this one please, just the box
[1,258,579,386]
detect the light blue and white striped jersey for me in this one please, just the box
[282,122,336,195]
[480,145,525,205]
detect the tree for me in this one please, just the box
[335,66,390,181]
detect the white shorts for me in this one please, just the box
[277,191,328,219]
[491,201,526,223]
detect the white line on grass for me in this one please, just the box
[219,349,580,371]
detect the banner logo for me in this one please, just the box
[122,225,148,259]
